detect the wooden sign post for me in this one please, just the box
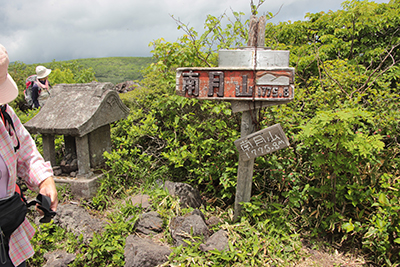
[175,16,295,221]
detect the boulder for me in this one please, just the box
[122,194,152,211]
[134,211,163,235]
[53,203,105,243]
[164,181,203,209]
[199,230,229,252]
[114,81,138,93]
[124,236,171,267]
[169,211,210,247]
[43,250,76,267]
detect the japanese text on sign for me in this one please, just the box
[176,68,295,102]
[234,124,290,161]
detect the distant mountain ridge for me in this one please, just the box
[62,56,154,85]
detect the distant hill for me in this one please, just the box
[64,57,154,85]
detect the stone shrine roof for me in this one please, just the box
[24,82,130,137]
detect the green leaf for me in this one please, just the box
[378,193,389,206]
[342,222,354,233]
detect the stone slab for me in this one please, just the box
[54,172,105,198]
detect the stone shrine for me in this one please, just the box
[24,82,130,197]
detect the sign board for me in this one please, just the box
[176,67,295,103]
[234,124,289,161]
[218,49,290,68]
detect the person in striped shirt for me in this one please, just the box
[0,44,58,267]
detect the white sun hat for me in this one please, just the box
[0,44,19,105]
[36,65,52,79]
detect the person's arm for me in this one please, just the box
[8,106,58,211]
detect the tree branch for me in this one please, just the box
[316,47,350,98]
[356,42,400,95]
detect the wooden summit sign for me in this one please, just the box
[176,67,294,103]
[175,15,295,221]
[234,124,289,162]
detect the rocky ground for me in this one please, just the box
[29,180,370,267]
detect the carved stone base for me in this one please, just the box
[53,172,105,198]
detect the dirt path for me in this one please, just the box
[296,244,367,267]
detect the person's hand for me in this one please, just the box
[38,176,58,213]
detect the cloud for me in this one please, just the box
[0,0,390,64]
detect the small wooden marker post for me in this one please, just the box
[175,15,295,221]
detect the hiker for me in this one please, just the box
[31,65,51,109]
[0,44,58,267]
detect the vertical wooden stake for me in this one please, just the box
[233,15,266,221]
[234,110,257,221]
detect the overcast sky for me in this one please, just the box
[1,0,389,64]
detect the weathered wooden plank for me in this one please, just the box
[229,100,280,113]
[234,123,290,161]
[234,15,266,222]
[234,109,257,222]
[247,15,266,47]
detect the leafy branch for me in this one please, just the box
[357,42,400,95]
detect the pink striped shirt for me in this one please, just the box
[0,105,53,266]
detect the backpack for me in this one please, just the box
[24,75,38,107]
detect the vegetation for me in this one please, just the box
[12,0,400,266]
[10,56,152,88]
[63,57,154,84]
[8,60,96,111]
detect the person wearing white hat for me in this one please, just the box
[31,65,52,109]
[0,44,58,267]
